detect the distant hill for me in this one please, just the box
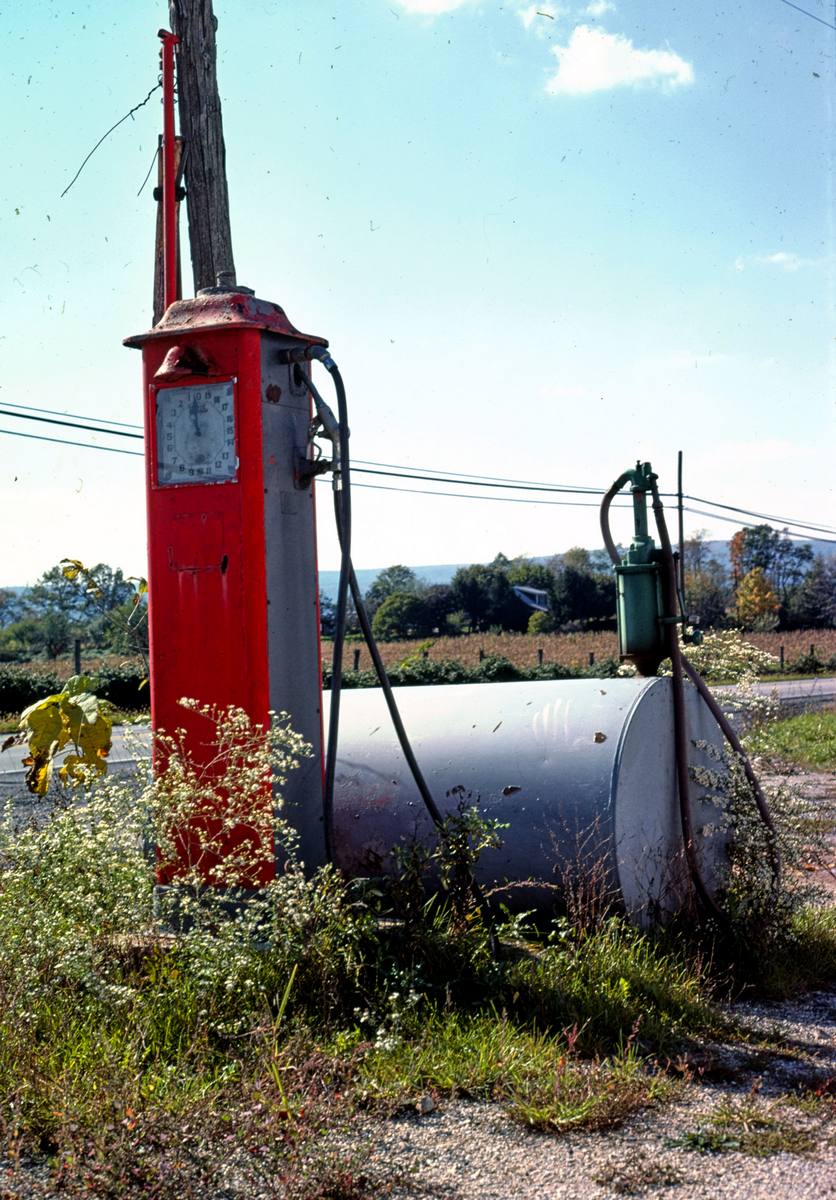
[6,539,833,603]
[319,563,467,602]
[318,538,836,601]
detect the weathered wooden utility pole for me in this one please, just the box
[167,0,237,294]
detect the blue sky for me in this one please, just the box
[1,0,834,585]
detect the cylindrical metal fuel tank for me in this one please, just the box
[325,678,729,923]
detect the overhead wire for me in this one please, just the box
[685,493,836,536]
[0,406,832,537]
[0,400,142,431]
[0,408,143,441]
[0,427,143,457]
[778,0,836,30]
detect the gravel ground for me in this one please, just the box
[1,756,833,1199]
[339,989,836,1200]
[2,990,833,1200]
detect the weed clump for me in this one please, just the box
[1,691,834,1196]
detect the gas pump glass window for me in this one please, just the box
[155,380,237,486]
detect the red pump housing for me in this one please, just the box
[125,288,328,882]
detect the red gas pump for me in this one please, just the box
[125,35,328,884]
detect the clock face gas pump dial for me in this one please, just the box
[155,380,238,486]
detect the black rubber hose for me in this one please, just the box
[305,361,351,865]
[649,482,726,922]
[308,359,496,941]
[600,471,632,566]
[334,507,445,827]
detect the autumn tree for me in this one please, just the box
[729,525,813,609]
[735,567,780,631]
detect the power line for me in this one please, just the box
[0,400,142,431]
[687,493,836,536]
[351,464,628,496]
[0,416,831,538]
[778,0,836,31]
[685,505,836,544]
[353,457,605,494]
[351,480,633,509]
[0,408,143,441]
[0,428,143,457]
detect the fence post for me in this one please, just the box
[588,651,595,667]
[353,648,361,671]
[479,648,485,662]
[538,648,544,667]
[779,645,785,672]
[74,638,82,675]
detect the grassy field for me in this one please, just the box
[2,660,835,1195]
[750,711,836,771]
[323,628,836,674]
[8,628,835,683]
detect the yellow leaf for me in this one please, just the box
[19,700,66,754]
[58,754,84,783]
[25,756,53,796]
[60,558,85,581]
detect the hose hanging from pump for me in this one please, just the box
[601,467,781,919]
[301,355,497,946]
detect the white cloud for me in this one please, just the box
[546,25,694,95]
[394,0,471,12]
[735,251,821,272]
[584,0,616,15]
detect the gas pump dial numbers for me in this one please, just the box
[155,380,237,486]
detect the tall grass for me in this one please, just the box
[1,699,834,1196]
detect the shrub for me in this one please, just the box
[527,610,555,635]
[95,665,148,710]
[0,665,62,714]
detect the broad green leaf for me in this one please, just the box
[20,693,66,723]
[63,674,100,698]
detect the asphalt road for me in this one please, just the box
[1,677,833,783]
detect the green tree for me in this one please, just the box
[683,530,730,629]
[25,562,137,649]
[318,591,337,638]
[0,589,25,627]
[527,610,555,635]
[449,562,527,632]
[371,591,433,640]
[785,556,836,629]
[421,584,456,635]
[364,565,421,617]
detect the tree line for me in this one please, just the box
[0,565,145,661]
[1,524,833,661]
[323,526,836,642]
